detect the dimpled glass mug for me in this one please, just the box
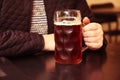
[54,9,87,64]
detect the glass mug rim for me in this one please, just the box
[54,9,80,12]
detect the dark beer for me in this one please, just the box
[54,23,82,64]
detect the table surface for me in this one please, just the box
[0,43,120,80]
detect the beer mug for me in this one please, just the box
[54,9,86,64]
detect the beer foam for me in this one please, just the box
[54,17,81,26]
[54,21,81,26]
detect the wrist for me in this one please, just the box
[42,34,55,51]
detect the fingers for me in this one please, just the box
[85,42,103,50]
[82,23,99,32]
[84,36,100,42]
[82,21,104,50]
[83,17,90,25]
[83,24,103,37]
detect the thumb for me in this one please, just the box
[83,17,90,25]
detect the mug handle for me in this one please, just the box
[81,23,89,53]
[82,46,88,52]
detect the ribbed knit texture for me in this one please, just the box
[30,0,48,34]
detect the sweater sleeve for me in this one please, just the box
[76,0,97,22]
[0,30,45,57]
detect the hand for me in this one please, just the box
[43,34,55,51]
[82,17,104,50]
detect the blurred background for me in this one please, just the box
[87,0,120,43]
[87,0,120,7]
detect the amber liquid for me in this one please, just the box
[54,24,82,64]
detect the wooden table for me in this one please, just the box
[0,43,120,80]
[92,7,120,15]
